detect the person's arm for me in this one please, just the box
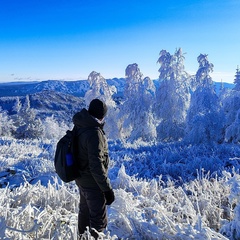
[87,130,112,192]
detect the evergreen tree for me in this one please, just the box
[234,66,240,91]
[155,48,190,142]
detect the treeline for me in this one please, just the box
[1,48,240,144]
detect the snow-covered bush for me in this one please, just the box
[220,171,240,239]
[42,116,69,140]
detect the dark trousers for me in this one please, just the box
[77,185,107,236]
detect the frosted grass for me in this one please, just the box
[0,137,239,239]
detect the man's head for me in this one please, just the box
[88,99,108,120]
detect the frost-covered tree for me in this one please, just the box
[185,54,224,144]
[224,108,240,143]
[119,63,156,142]
[12,97,22,114]
[84,71,119,139]
[157,50,172,80]
[85,71,117,105]
[233,66,240,91]
[0,107,14,136]
[221,88,240,143]
[13,95,44,139]
[155,48,190,142]
[195,54,214,88]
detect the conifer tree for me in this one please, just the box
[234,66,240,91]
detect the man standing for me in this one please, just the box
[72,99,115,238]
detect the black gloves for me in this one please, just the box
[104,189,115,205]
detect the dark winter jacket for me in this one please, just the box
[72,108,112,192]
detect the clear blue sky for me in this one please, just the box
[0,0,239,83]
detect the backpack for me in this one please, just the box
[54,127,81,183]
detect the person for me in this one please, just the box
[72,98,115,239]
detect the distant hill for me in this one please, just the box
[0,90,85,122]
[0,78,126,97]
[0,80,89,97]
[214,81,234,94]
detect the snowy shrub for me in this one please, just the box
[220,171,240,239]
[42,116,69,140]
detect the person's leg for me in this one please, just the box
[78,189,90,234]
[80,186,107,234]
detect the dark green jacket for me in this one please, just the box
[73,108,112,192]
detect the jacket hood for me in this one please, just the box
[72,108,102,128]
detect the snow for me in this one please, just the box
[0,136,240,239]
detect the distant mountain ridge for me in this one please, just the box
[0,78,126,97]
[0,79,234,122]
[0,78,233,97]
[0,78,125,121]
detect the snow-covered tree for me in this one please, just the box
[185,54,224,144]
[157,50,172,81]
[221,89,240,143]
[85,71,117,105]
[0,107,14,136]
[224,108,240,143]
[233,66,240,91]
[195,54,214,88]
[155,48,190,142]
[12,97,22,114]
[84,71,119,139]
[119,63,156,142]
[13,95,44,139]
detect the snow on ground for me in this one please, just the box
[0,136,240,239]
